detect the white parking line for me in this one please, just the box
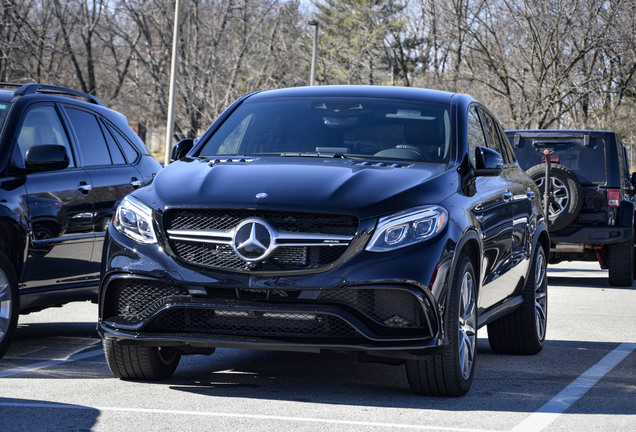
[0,401,500,432]
[0,348,103,378]
[2,343,633,431]
[511,342,636,432]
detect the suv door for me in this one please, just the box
[479,108,533,285]
[467,105,515,311]
[15,104,96,290]
[62,105,143,275]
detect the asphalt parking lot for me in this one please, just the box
[1,261,634,432]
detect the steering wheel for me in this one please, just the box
[395,145,430,160]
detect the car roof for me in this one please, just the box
[247,85,460,105]
[0,89,14,103]
[0,83,132,127]
[0,83,104,105]
[506,129,616,137]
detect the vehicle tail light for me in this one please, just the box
[541,155,559,163]
[607,189,621,207]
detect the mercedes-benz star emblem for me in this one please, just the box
[232,219,274,262]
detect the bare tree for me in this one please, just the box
[460,0,633,132]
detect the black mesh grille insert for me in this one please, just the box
[149,308,358,338]
[318,288,424,328]
[104,279,190,323]
[165,209,358,235]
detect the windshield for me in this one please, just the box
[198,97,451,162]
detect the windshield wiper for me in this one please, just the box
[280,152,346,158]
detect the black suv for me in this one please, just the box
[99,86,549,396]
[0,83,161,358]
[506,130,635,286]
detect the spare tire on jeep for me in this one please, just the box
[526,163,583,232]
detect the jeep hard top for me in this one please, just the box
[506,129,635,286]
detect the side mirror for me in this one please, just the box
[171,138,194,162]
[25,144,69,172]
[473,146,503,177]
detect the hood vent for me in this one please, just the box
[348,160,413,168]
[209,157,257,166]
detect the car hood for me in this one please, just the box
[140,157,460,220]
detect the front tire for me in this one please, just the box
[487,244,548,354]
[103,339,181,380]
[0,251,19,359]
[405,253,477,397]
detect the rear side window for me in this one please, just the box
[510,135,606,184]
[100,122,126,165]
[107,125,140,164]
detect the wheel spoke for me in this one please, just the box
[459,331,475,378]
[551,197,567,212]
[536,176,570,218]
[0,315,9,334]
[458,270,476,379]
[534,250,548,340]
[0,281,11,324]
[0,282,9,302]
[535,305,547,340]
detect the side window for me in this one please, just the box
[107,124,140,164]
[478,108,508,162]
[65,107,112,166]
[15,105,75,167]
[495,121,516,163]
[467,106,487,167]
[100,122,126,165]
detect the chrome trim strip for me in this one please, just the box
[167,228,353,247]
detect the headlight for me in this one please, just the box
[113,196,157,244]
[366,206,448,252]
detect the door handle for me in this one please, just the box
[77,182,92,194]
[502,191,513,201]
[130,178,144,188]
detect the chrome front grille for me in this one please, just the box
[163,209,358,272]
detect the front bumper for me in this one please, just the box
[99,275,444,358]
[98,225,453,359]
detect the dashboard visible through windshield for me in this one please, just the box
[198,97,452,162]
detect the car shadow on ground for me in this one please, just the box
[13,321,99,340]
[158,338,635,415]
[2,332,634,416]
[0,398,99,432]
[547,270,635,289]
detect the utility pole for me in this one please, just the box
[308,20,319,86]
[164,0,181,166]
